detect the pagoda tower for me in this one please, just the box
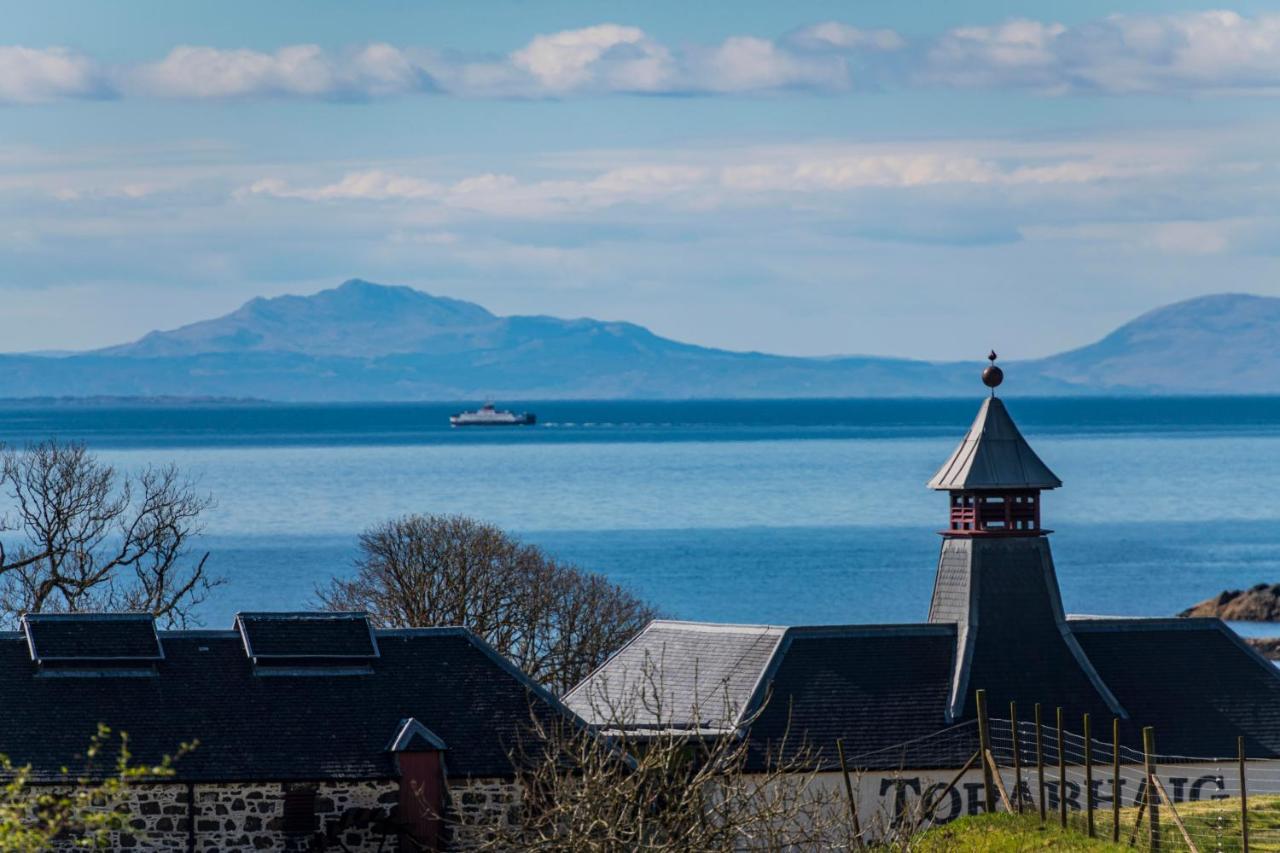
[927,354,1126,722]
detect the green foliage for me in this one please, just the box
[0,725,193,851]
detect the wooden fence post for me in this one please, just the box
[835,738,864,848]
[1083,713,1094,838]
[1240,735,1250,853]
[1035,703,1046,823]
[976,689,996,814]
[1057,707,1067,829]
[1010,701,1022,813]
[1144,726,1160,853]
[1112,718,1121,844]
[920,751,980,826]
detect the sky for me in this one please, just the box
[3,1,1280,360]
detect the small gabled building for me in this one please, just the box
[567,358,1280,778]
[0,611,571,851]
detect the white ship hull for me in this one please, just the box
[450,408,536,427]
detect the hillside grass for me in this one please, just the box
[912,812,1129,851]
[910,795,1280,851]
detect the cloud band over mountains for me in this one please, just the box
[4,10,1280,103]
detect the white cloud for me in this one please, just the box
[683,36,850,93]
[7,11,1280,103]
[925,11,1280,94]
[785,22,905,52]
[0,46,107,103]
[238,137,1190,220]
[127,43,432,99]
[241,170,441,201]
[509,24,674,93]
[924,20,1067,89]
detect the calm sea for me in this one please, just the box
[2,397,1279,629]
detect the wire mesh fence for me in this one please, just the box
[971,693,1272,852]
[807,690,1280,850]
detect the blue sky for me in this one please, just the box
[3,1,1280,359]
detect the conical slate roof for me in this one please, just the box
[927,397,1062,490]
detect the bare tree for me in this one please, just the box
[0,440,218,627]
[319,514,658,694]
[446,656,863,851]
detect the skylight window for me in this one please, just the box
[235,612,379,665]
[22,613,164,664]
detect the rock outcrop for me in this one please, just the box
[1181,583,1280,621]
[1248,638,1280,661]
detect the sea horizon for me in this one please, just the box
[1,395,1275,629]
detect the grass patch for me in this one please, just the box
[912,813,1129,851]
[1108,793,1280,852]
[911,795,1280,851]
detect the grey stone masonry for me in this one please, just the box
[35,780,398,851]
[31,777,522,851]
[446,777,522,850]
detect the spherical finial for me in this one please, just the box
[982,351,1003,389]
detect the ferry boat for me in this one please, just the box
[449,403,537,427]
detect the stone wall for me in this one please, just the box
[190,780,398,851]
[445,777,522,850]
[36,779,399,851]
[31,776,522,851]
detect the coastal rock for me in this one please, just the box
[1248,638,1280,661]
[1181,584,1280,621]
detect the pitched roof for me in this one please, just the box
[943,538,1123,723]
[743,625,963,771]
[386,718,449,752]
[567,615,1280,771]
[563,620,786,732]
[0,619,572,782]
[1072,618,1280,759]
[928,396,1062,490]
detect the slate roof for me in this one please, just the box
[928,397,1062,490]
[569,616,1280,771]
[943,537,1123,723]
[566,620,967,770]
[0,619,572,782]
[743,625,966,771]
[1072,618,1280,759]
[563,620,786,732]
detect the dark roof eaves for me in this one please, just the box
[787,623,956,639]
[1209,620,1280,682]
[1069,617,1223,633]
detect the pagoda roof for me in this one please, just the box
[928,396,1062,491]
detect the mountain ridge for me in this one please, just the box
[3,281,1277,400]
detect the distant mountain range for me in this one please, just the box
[1,279,1277,400]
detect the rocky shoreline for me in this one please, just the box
[1181,584,1280,661]
[1181,583,1280,622]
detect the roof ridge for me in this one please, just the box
[787,623,957,637]
[648,619,789,634]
